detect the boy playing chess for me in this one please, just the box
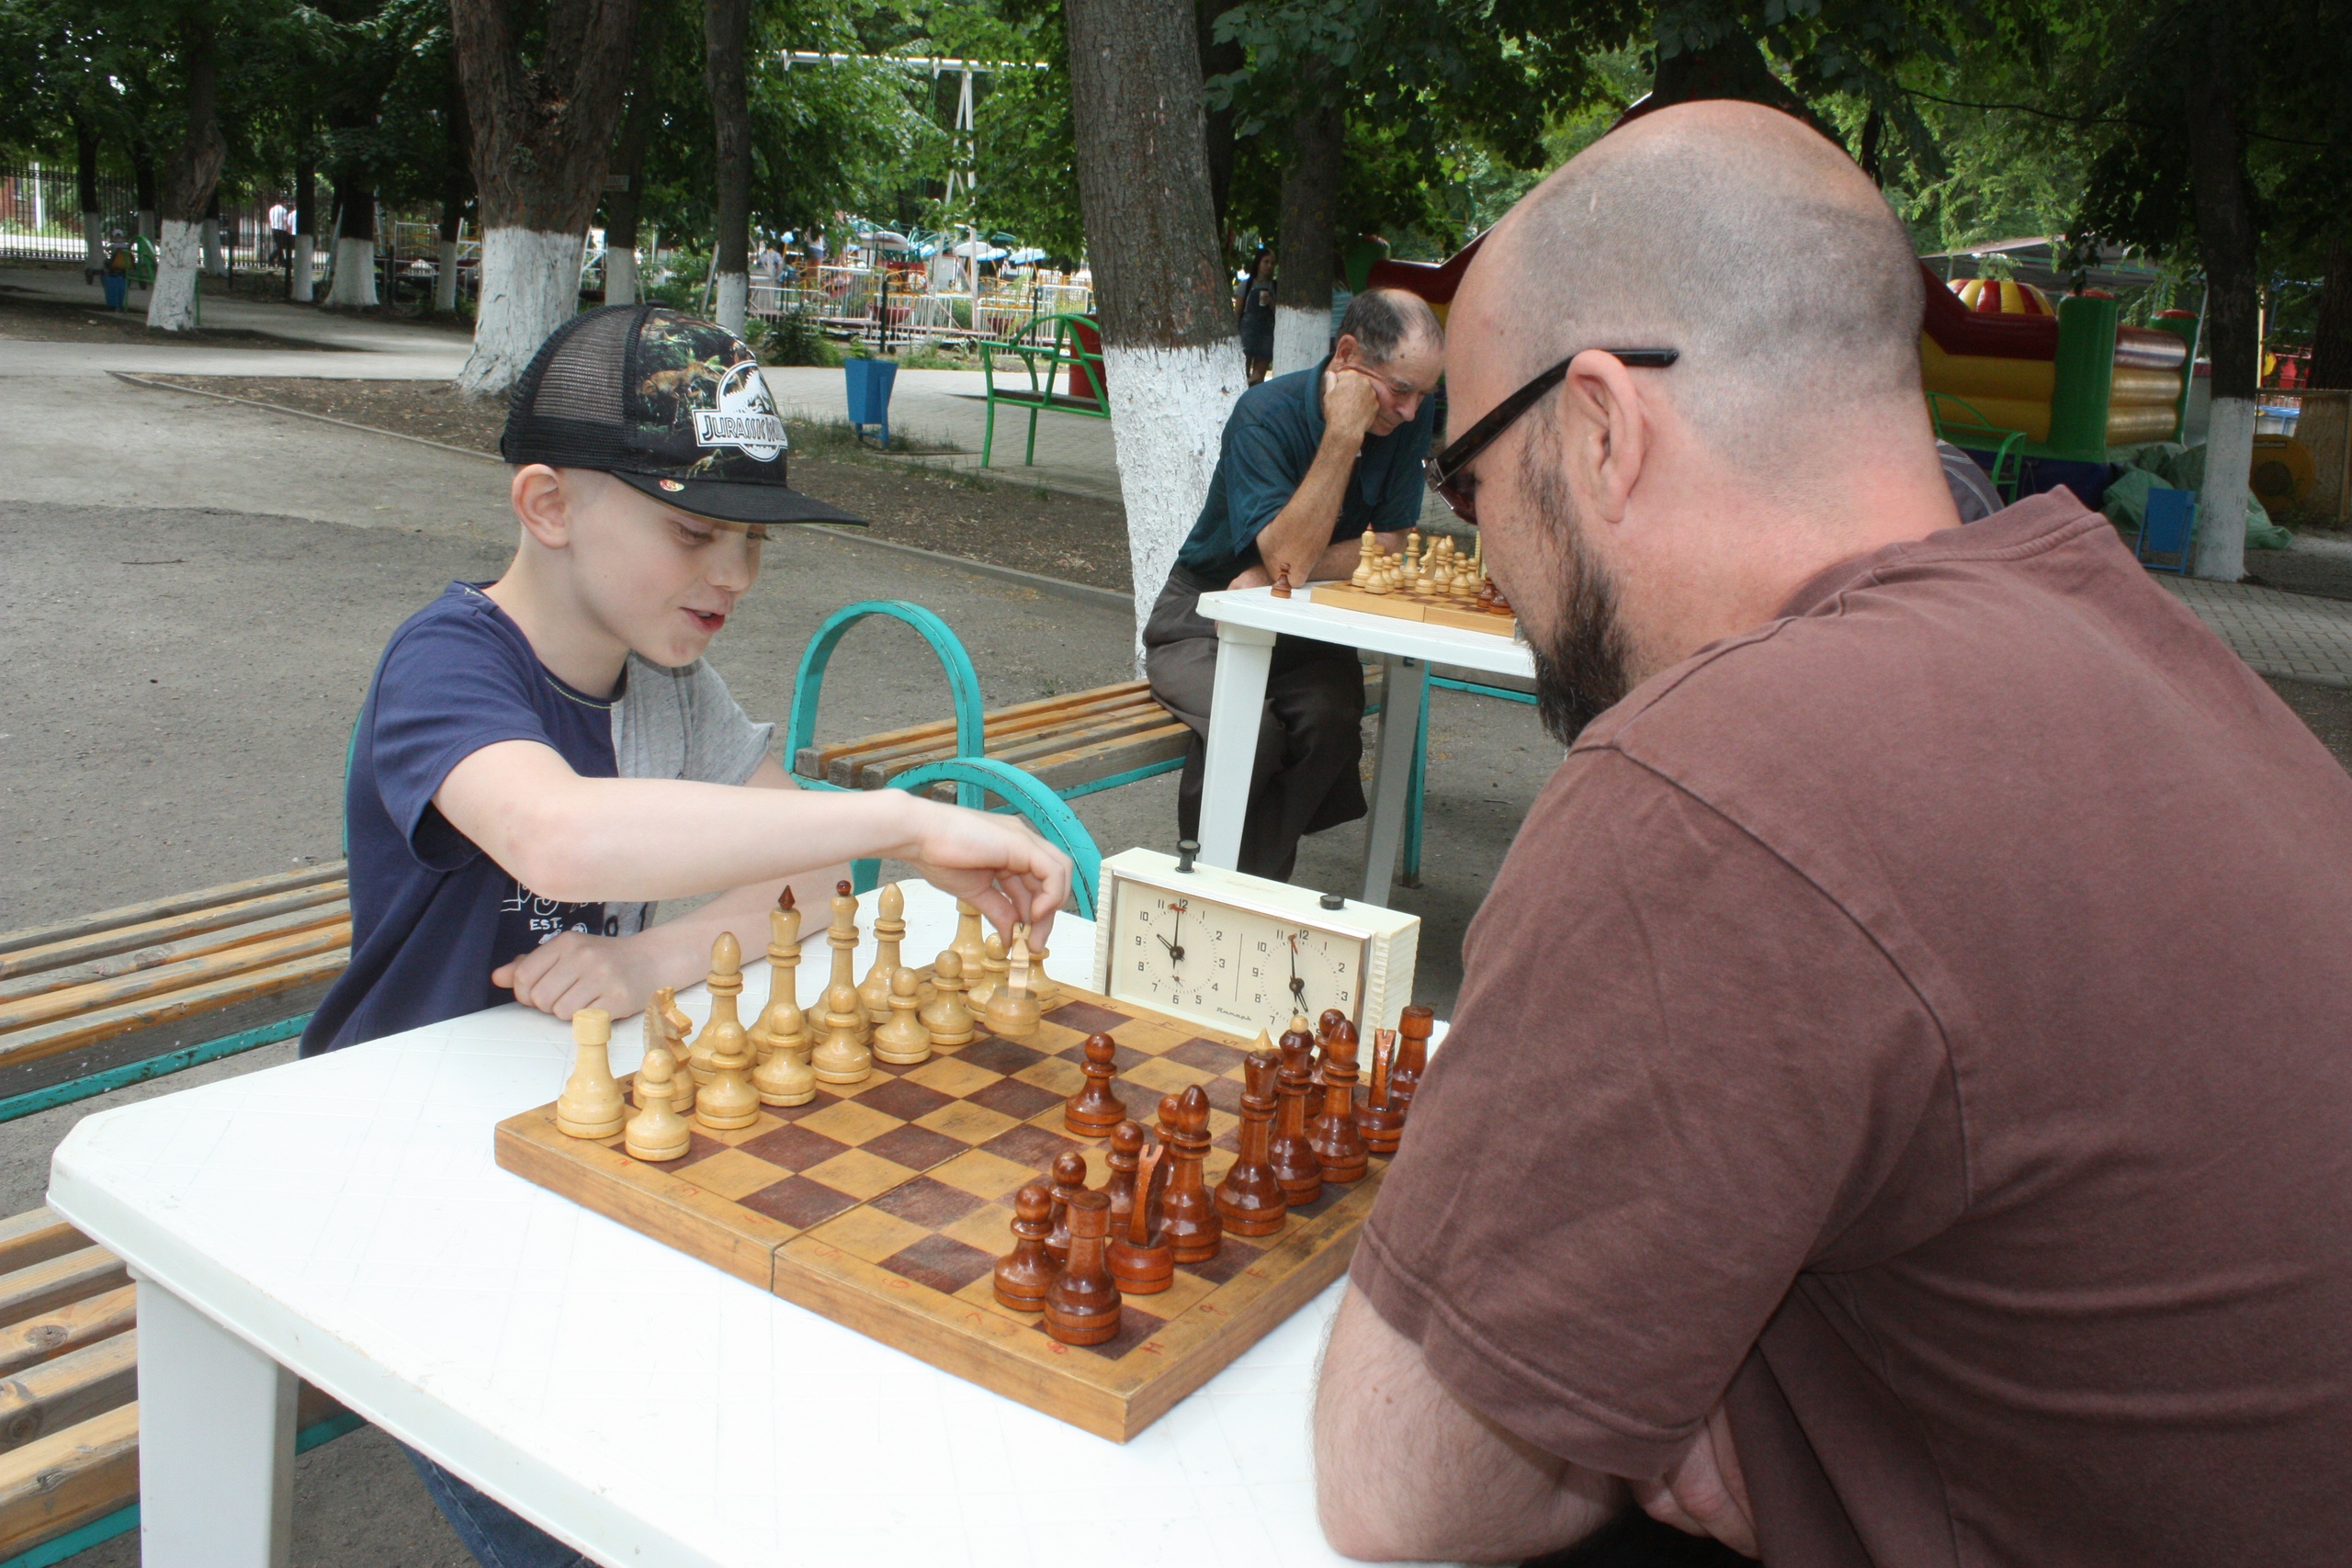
[301,306,1069,1056]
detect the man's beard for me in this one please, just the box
[1522,444,1634,746]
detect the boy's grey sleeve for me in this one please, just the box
[608,657,775,938]
[681,660,774,786]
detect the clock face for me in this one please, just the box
[1109,881,1368,1034]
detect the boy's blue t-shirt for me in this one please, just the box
[302,583,618,1055]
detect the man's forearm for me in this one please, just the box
[1316,1285,1622,1562]
[1255,426,1365,586]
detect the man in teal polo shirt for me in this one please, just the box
[1145,288,1443,880]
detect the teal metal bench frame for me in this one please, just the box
[1400,673,1536,888]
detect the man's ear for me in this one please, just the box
[1330,333,1362,372]
[509,464,574,549]
[1555,350,1651,527]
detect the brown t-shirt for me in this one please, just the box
[1352,493,2352,1566]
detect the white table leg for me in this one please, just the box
[1360,654,1427,906]
[1198,620,1277,870]
[137,1274,297,1568]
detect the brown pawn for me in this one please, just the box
[1063,1032,1125,1137]
[1271,565,1293,598]
[993,1180,1057,1314]
[1043,1190,1122,1346]
[1356,1028,1405,1156]
[1102,1120,1145,1226]
[1043,1149,1089,1268]
[1312,1009,1350,1088]
[1159,1088,1222,1263]
[1107,1143,1173,1294]
[1393,1005,1433,1111]
[1307,1013,1369,1183]
[1283,1014,1320,1090]
[1214,1053,1288,1235]
[1270,1026,1323,1205]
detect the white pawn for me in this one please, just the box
[811,982,872,1085]
[874,966,932,1066]
[625,1045,693,1162]
[922,949,977,1048]
[967,931,1008,1011]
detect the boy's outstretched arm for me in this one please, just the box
[491,758,847,1020]
[440,739,1070,993]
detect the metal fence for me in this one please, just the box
[744,260,1091,348]
[0,162,297,278]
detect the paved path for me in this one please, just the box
[2168,575,2352,689]
[763,364,1123,503]
[2,265,473,372]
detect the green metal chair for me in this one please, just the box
[1928,391,2027,502]
[978,311,1111,467]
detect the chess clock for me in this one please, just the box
[1089,846,1419,1038]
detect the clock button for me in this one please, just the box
[1320,892,1345,909]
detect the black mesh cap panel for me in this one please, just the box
[496,304,863,525]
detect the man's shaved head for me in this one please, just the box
[1473,102,1923,467]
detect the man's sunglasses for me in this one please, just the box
[1423,348,1679,524]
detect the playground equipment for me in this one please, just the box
[1918,265,2197,460]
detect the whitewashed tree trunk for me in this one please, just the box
[1272,308,1327,377]
[2193,395,2254,581]
[81,212,103,275]
[605,247,638,307]
[435,240,460,312]
[327,237,379,307]
[200,218,224,275]
[146,219,203,332]
[291,232,315,302]
[459,227,584,395]
[714,271,748,333]
[1105,343,1248,659]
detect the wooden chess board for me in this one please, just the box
[494,984,1389,1442]
[1306,581,1521,637]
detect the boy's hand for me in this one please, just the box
[493,931,665,1022]
[897,799,1073,948]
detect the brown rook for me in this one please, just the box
[1356,1027,1406,1156]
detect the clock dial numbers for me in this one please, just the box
[1111,883,1366,1033]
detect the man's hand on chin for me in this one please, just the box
[1227,563,1273,591]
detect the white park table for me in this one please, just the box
[1193,586,1537,905]
[47,886,1388,1568]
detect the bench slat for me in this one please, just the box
[0,1401,138,1557]
[0,884,349,985]
[0,923,352,1037]
[0,951,348,1073]
[1019,723,1195,795]
[801,684,1163,784]
[795,681,1153,773]
[861,706,1182,791]
[0,1253,129,1337]
[0,1288,135,1382]
[0,1330,136,1454]
[0,902,352,1007]
[0,1214,86,1282]
[842,691,1172,788]
[0,863,347,961]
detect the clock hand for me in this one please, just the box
[1155,931,1184,965]
[1168,902,1186,963]
[1288,932,1306,1011]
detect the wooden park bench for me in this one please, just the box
[0,867,358,1564]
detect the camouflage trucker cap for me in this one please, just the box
[500,305,862,525]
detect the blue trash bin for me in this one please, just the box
[102,271,128,310]
[843,356,897,449]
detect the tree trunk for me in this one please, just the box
[450,0,644,394]
[603,51,662,308]
[292,141,317,303]
[148,13,225,333]
[1064,0,1248,663]
[2182,18,2257,582]
[329,180,379,308]
[73,112,102,276]
[2312,236,2351,390]
[1195,0,1242,242]
[201,188,225,276]
[435,73,473,314]
[705,0,752,333]
[1272,101,1342,376]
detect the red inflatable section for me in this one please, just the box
[1920,263,2059,360]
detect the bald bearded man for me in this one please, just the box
[1313,103,2352,1565]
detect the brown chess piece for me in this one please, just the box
[1103,1119,1145,1226]
[1214,1052,1288,1235]
[1270,1026,1323,1205]
[993,1180,1057,1314]
[1064,1032,1125,1136]
[1107,1143,1173,1294]
[1356,1028,1405,1156]
[1393,1005,1433,1111]
[650,987,695,1118]
[1271,565,1293,598]
[1044,1190,1122,1347]
[1043,1150,1089,1268]
[1287,1013,1323,1089]
[1307,1012,1369,1183]
[1159,1087,1222,1263]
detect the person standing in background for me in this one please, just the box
[1239,247,1276,386]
